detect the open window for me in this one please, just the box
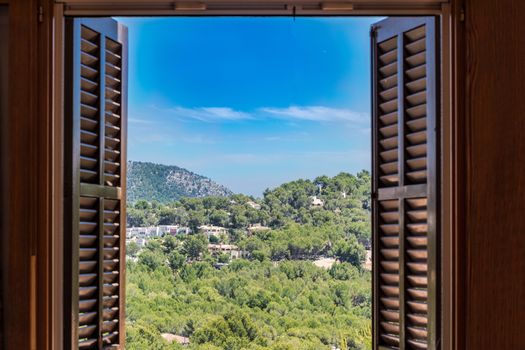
[371,17,440,349]
[64,18,128,349]
[62,14,440,350]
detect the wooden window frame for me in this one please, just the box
[5,0,467,349]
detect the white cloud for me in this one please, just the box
[154,105,252,122]
[150,105,368,124]
[260,106,368,123]
[129,117,155,125]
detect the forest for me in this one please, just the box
[125,171,372,349]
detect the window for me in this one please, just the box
[62,13,440,350]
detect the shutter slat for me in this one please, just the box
[81,51,98,68]
[380,236,400,247]
[406,64,426,81]
[405,37,426,55]
[381,285,400,298]
[79,299,97,313]
[78,325,97,340]
[406,130,427,145]
[379,74,398,90]
[379,111,398,126]
[79,260,97,274]
[381,261,399,273]
[407,301,428,313]
[379,48,397,65]
[379,124,398,138]
[407,144,427,158]
[79,311,98,326]
[406,51,426,67]
[380,86,398,101]
[406,170,428,184]
[381,310,400,323]
[80,117,98,132]
[381,321,400,334]
[378,37,397,52]
[406,91,427,106]
[381,334,400,347]
[105,62,121,77]
[79,286,97,299]
[81,64,98,81]
[79,339,97,349]
[407,117,427,132]
[380,99,398,114]
[406,77,426,94]
[379,61,398,77]
[407,249,428,260]
[380,211,399,222]
[81,77,98,94]
[380,224,399,235]
[381,298,400,309]
[81,103,98,119]
[407,339,428,349]
[380,175,399,186]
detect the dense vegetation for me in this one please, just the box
[126,171,372,349]
[127,161,233,203]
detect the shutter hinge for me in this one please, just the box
[38,5,44,23]
[459,6,465,22]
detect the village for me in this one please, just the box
[126,223,272,260]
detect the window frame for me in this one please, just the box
[6,1,461,349]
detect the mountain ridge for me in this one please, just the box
[127,160,233,203]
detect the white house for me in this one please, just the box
[246,201,261,210]
[247,223,270,234]
[198,225,227,237]
[207,244,247,259]
[176,227,192,235]
[158,225,179,236]
[310,196,325,207]
[126,226,161,238]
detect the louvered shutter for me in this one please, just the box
[371,17,439,350]
[65,18,127,350]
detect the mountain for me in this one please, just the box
[126,161,233,203]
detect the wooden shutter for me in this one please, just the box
[65,18,127,350]
[371,17,439,350]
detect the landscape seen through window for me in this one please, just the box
[123,17,378,350]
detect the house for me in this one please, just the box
[208,244,247,259]
[158,225,179,236]
[247,223,270,234]
[246,201,261,210]
[198,224,227,237]
[310,196,324,207]
[176,227,192,235]
[126,226,161,238]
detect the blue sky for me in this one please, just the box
[118,17,379,197]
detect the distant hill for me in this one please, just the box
[127,161,233,203]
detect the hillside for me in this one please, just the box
[126,171,372,349]
[127,161,233,203]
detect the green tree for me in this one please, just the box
[168,251,186,271]
[333,236,366,268]
[127,241,140,257]
[138,250,165,270]
[183,235,208,259]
